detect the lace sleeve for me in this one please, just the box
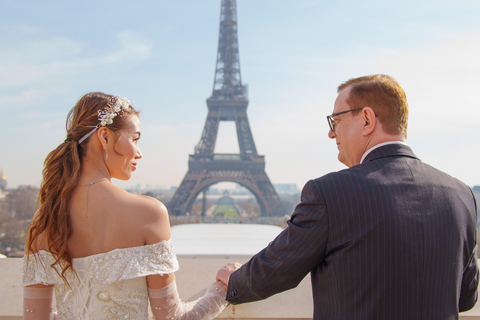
[148,280,228,320]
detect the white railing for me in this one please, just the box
[1,257,479,319]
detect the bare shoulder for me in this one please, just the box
[137,195,171,245]
[105,187,165,214]
[124,193,168,220]
[113,190,171,244]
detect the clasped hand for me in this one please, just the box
[216,262,242,286]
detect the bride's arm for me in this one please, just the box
[142,197,227,319]
[23,284,57,320]
[148,278,227,320]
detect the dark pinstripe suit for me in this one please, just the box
[226,144,478,320]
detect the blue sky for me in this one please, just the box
[1,0,479,191]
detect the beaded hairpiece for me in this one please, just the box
[77,95,132,144]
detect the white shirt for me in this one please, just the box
[360,141,408,164]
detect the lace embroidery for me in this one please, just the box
[23,240,179,286]
[23,250,75,285]
[23,240,179,320]
[97,281,147,320]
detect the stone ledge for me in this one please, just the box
[1,257,479,319]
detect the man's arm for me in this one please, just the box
[225,179,329,304]
[217,262,242,285]
[459,251,479,312]
[459,192,479,312]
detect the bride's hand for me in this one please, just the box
[216,262,242,285]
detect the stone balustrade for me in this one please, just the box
[1,256,480,319]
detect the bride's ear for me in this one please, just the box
[97,127,110,150]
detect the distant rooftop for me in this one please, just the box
[171,224,283,256]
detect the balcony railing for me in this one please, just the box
[1,256,479,319]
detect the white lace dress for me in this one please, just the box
[22,240,206,320]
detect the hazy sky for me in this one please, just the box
[1,0,479,191]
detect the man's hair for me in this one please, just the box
[338,74,408,136]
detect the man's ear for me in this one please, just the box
[362,107,376,136]
[97,127,110,150]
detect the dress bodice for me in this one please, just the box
[23,240,180,320]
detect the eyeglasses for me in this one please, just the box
[326,108,363,132]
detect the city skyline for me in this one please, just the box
[1,0,479,191]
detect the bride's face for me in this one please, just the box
[109,115,142,180]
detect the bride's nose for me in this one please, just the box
[135,147,142,159]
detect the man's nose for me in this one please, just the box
[328,129,336,139]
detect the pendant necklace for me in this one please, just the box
[78,178,110,220]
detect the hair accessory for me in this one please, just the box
[78,95,131,144]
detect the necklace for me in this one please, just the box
[78,178,110,220]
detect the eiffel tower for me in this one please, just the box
[169,0,281,216]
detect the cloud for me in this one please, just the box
[0,26,152,89]
[376,31,480,129]
[340,31,480,186]
[2,3,479,190]
[242,29,480,187]
[93,31,152,65]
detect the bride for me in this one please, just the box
[22,92,234,319]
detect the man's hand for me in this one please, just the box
[216,262,242,285]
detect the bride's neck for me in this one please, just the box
[78,158,111,184]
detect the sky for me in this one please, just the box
[1,0,479,192]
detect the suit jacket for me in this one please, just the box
[227,144,478,320]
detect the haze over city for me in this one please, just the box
[1,0,479,191]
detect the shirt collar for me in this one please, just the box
[360,141,408,164]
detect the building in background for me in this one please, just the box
[0,170,7,193]
[274,184,300,196]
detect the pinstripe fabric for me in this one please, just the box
[227,144,478,320]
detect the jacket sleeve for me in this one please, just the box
[226,179,329,304]
[459,192,479,312]
[459,251,479,312]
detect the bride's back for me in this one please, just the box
[23,92,227,320]
[67,182,164,259]
[23,92,182,320]
[27,92,170,261]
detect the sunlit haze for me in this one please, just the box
[1,0,479,191]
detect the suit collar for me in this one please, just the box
[362,143,419,163]
[360,141,407,163]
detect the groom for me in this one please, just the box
[217,74,478,319]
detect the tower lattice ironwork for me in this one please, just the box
[169,0,281,216]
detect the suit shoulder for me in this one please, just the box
[401,158,472,193]
[310,166,363,187]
